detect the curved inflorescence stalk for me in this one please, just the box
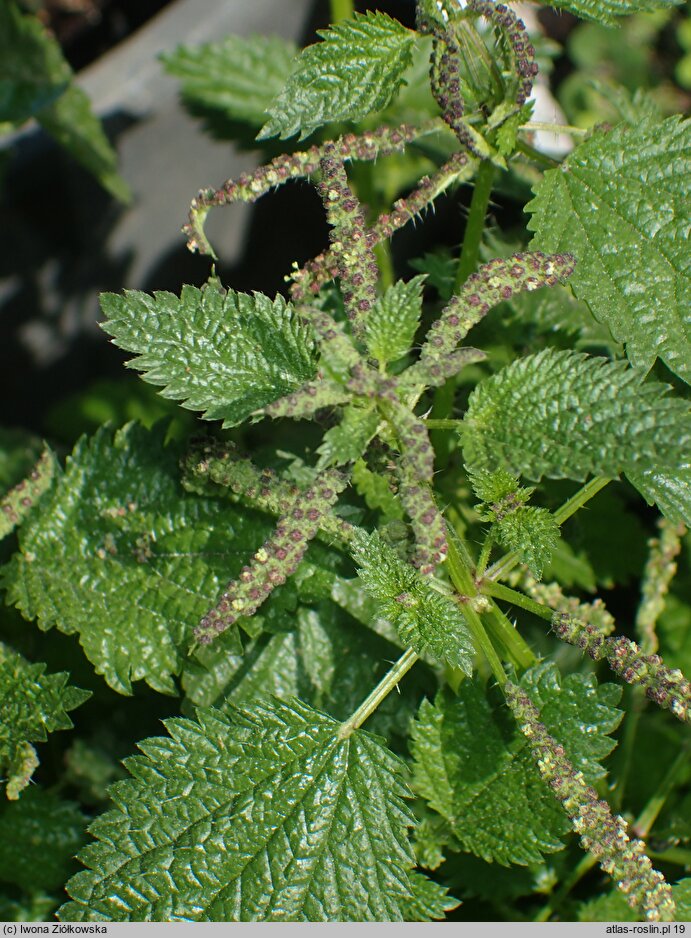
[195,470,348,645]
[552,612,691,724]
[429,22,480,153]
[181,440,355,547]
[506,683,676,922]
[383,397,448,574]
[466,0,538,107]
[185,123,426,257]
[406,251,575,385]
[261,381,350,420]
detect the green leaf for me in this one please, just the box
[0,788,86,891]
[259,12,416,140]
[402,872,459,921]
[527,116,691,383]
[541,0,680,25]
[673,879,691,919]
[495,507,561,580]
[469,469,559,577]
[461,349,691,524]
[61,697,419,921]
[627,463,691,528]
[410,662,622,866]
[161,34,297,127]
[577,890,638,921]
[365,276,426,365]
[316,403,380,469]
[2,423,289,694]
[0,641,90,799]
[0,2,128,200]
[101,282,318,429]
[37,85,131,203]
[0,1,69,123]
[350,529,474,673]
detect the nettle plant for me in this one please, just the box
[1,0,690,924]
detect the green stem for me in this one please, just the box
[632,748,689,838]
[374,241,395,291]
[516,139,559,169]
[476,531,495,579]
[483,603,537,670]
[482,581,553,622]
[520,121,588,138]
[340,647,419,737]
[446,530,508,685]
[485,476,611,582]
[553,476,611,526]
[429,380,457,471]
[454,159,495,293]
[534,854,595,923]
[424,418,462,430]
[330,0,354,21]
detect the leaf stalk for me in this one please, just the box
[339,647,419,737]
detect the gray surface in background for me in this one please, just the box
[80,0,311,286]
[2,0,310,367]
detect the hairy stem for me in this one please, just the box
[516,139,559,168]
[455,159,495,292]
[339,647,419,737]
[482,581,553,622]
[483,603,537,670]
[424,418,462,430]
[553,476,612,526]
[520,121,588,138]
[446,530,507,684]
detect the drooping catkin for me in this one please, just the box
[506,682,675,922]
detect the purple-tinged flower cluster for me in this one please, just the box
[195,471,347,645]
[467,0,539,106]
[506,683,675,922]
[411,251,575,382]
[289,151,474,303]
[185,124,421,257]
[384,398,447,574]
[317,147,378,341]
[429,26,479,153]
[552,612,691,724]
[182,441,354,546]
[261,382,349,420]
[637,519,686,654]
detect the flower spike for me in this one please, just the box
[552,613,691,724]
[506,683,675,922]
[195,471,347,645]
